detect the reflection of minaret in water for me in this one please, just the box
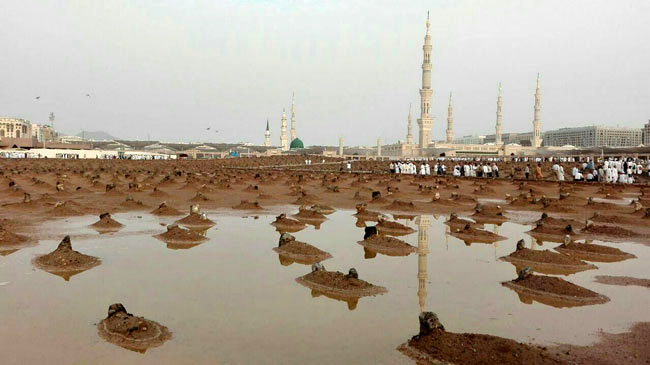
[416,215,430,313]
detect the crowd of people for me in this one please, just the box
[385,156,650,184]
[558,158,648,184]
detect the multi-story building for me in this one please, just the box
[0,118,32,139]
[453,135,485,145]
[644,120,650,146]
[31,124,59,142]
[544,126,642,148]
[484,132,533,146]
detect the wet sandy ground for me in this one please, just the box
[1,210,649,364]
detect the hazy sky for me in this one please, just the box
[1,0,649,146]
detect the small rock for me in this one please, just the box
[517,266,533,281]
[419,311,445,335]
[346,268,358,279]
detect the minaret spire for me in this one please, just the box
[495,83,503,145]
[406,103,413,145]
[531,73,542,148]
[290,92,297,142]
[417,11,434,151]
[445,92,454,143]
[280,109,288,151]
[264,119,271,146]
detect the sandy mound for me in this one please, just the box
[589,212,643,226]
[358,234,416,257]
[271,214,306,232]
[503,272,609,308]
[398,312,559,365]
[232,200,263,210]
[445,213,482,229]
[383,200,418,212]
[353,204,382,221]
[536,213,585,229]
[49,201,84,217]
[0,220,29,248]
[32,236,101,280]
[309,204,335,215]
[150,202,182,216]
[471,204,508,223]
[273,233,331,265]
[556,241,636,262]
[154,224,207,244]
[501,246,596,275]
[594,275,650,289]
[376,219,415,236]
[90,213,124,231]
[97,303,171,353]
[450,224,506,244]
[528,222,579,237]
[296,266,387,299]
[148,187,169,197]
[581,224,639,240]
[175,209,215,228]
[119,196,148,210]
[189,192,211,202]
[293,206,327,221]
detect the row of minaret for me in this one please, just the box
[404,73,542,147]
[264,93,297,150]
[405,12,543,149]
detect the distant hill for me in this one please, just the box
[75,131,117,141]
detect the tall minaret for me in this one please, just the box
[264,119,271,146]
[416,215,430,313]
[290,92,297,142]
[338,136,344,156]
[280,109,288,151]
[406,104,413,145]
[445,92,454,143]
[417,11,434,151]
[531,73,542,148]
[495,83,503,144]
[377,137,382,157]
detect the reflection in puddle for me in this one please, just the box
[1,211,649,363]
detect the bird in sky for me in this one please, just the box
[34,96,40,100]
[86,93,91,97]
[206,127,211,130]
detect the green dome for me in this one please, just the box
[290,138,304,149]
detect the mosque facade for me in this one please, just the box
[380,12,566,158]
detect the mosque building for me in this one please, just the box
[263,12,574,158]
[267,93,305,151]
[380,12,572,158]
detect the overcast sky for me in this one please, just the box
[1,0,648,146]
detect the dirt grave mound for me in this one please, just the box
[90,213,124,231]
[97,303,171,353]
[150,202,182,216]
[358,234,416,257]
[398,312,560,365]
[502,271,609,308]
[232,200,263,210]
[594,276,650,289]
[273,233,331,265]
[450,224,506,244]
[556,241,636,262]
[376,218,415,236]
[296,266,387,299]
[32,236,101,280]
[271,214,307,232]
[154,224,207,244]
[501,246,596,275]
